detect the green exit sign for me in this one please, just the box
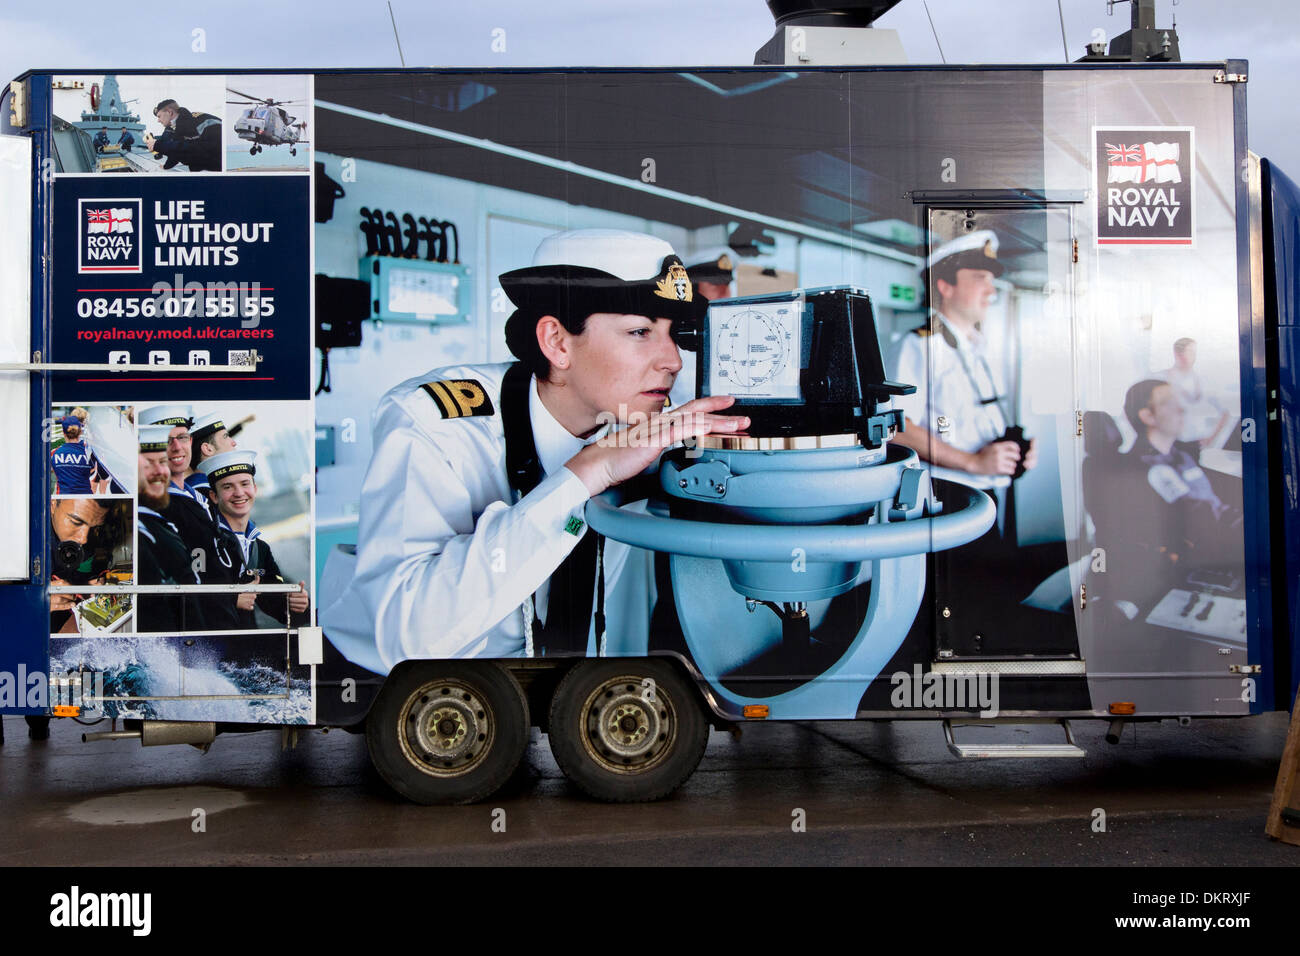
[889,282,918,304]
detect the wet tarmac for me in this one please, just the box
[1,712,1296,866]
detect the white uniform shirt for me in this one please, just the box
[890,313,1010,491]
[1160,365,1225,443]
[319,362,661,674]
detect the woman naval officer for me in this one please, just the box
[204,449,310,629]
[320,229,749,674]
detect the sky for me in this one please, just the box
[2,0,1296,170]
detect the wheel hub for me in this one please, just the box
[583,679,677,773]
[399,681,494,777]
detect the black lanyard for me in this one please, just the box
[936,316,1010,425]
[500,362,604,656]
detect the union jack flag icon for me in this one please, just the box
[1106,142,1182,184]
[85,207,135,234]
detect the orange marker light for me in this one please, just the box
[52,705,79,717]
[1108,702,1137,715]
[742,705,770,719]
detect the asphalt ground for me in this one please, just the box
[1,710,1296,867]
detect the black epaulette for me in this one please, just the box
[420,379,497,419]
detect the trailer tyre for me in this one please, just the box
[366,662,529,805]
[547,659,708,802]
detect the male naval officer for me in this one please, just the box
[684,247,736,302]
[49,497,110,632]
[186,410,239,503]
[145,98,222,172]
[321,229,748,674]
[204,449,310,629]
[890,230,1038,504]
[136,424,204,632]
[1115,379,1243,598]
[137,404,243,627]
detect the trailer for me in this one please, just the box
[1,44,1296,803]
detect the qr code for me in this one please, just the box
[227,350,255,367]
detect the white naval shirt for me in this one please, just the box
[319,362,663,674]
[890,312,1011,491]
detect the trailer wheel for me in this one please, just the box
[547,659,708,802]
[366,662,528,805]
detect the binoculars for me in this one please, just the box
[999,425,1032,479]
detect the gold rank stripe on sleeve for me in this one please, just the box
[420,379,497,420]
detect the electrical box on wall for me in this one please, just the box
[361,256,472,325]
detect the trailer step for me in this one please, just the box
[942,719,1086,759]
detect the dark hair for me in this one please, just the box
[1123,378,1169,432]
[190,438,214,471]
[504,309,591,380]
[63,424,82,441]
[919,261,961,311]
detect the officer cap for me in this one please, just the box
[925,229,1005,282]
[204,450,257,485]
[138,424,172,453]
[190,411,227,445]
[685,246,736,286]
[500,229,707,332]
[138,404,194,428]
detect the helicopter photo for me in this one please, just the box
[227,87,308,156]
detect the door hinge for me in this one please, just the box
[31,556,40,578]
[1072,238,1079,263]
[1076,410,1084,437]
[1079,582,1087,609]
[1230,664,1261,674]
[1214,71,1247,84]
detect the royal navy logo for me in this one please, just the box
[654,256,693,303]
[77,198,143,274]
[1095,127,1194,246]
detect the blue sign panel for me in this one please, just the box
[51,175,310,402]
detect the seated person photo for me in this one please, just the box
[1108,378,1245,607]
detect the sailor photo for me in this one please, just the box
[49,403,134,495]
[48,495,132,635]
[134,401,313,633]
[205,449,311,629]
[319,229,744,673]
[51,74,225,174]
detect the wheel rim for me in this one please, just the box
[580,676,678,774]
[397,679,495,778]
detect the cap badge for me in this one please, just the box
[654,257,693,303]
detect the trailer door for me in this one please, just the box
[920,205,1086,667]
